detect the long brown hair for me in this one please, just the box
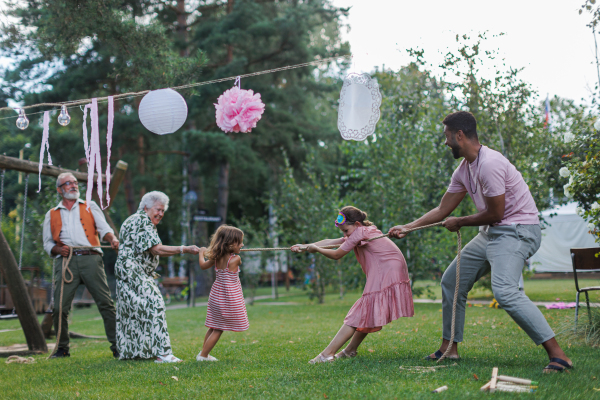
[205,225,244,261]
[339,206,374,226]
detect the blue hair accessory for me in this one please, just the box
[335,212,347,227]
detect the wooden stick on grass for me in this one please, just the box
[489,367,499,393]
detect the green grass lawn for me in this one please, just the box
[414,278,600,303]
[1,289,598,399]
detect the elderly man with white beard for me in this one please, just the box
[42,172,120,359]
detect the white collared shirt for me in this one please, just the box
[42,199,114,258]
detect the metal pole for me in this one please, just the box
[178,135,188,278]
[268,204,279,299]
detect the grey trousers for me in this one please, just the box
[441,224,555,345]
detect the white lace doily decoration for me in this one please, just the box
[337,73,382,141]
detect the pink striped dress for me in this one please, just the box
[205,254,249,332]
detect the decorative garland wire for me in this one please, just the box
[0,54,352,120]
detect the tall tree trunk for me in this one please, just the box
[119,146,136,215]
[176,0,190,57]
[138,135,146,198]
[215,0,235,228]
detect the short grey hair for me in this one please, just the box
[56,172,76,188]
[138,191,169,211]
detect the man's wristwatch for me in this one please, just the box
[180,245,184,254]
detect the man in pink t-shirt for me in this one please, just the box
[389,111,572,373]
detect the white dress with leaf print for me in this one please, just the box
[115,210,172,359]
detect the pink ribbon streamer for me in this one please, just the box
[82,99,104,209]
[104,96,113,209]
[82,105,90,162]
[37,111,53,193]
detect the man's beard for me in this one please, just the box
[450,145,460,159]
[447,137,461,159]
[62,188,80,200]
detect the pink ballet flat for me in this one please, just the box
[334,349,357,359]
[308,353,334,364]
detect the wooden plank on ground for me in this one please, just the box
[490,367,499,393]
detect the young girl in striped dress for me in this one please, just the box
[197,225,249,361]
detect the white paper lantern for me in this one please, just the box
[138,88,188,135]
[337,73,382,141]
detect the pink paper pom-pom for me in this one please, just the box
[215,86,265,133]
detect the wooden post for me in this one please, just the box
[108,160,128,208]
[0,229,47,353]
[0,154,104,182]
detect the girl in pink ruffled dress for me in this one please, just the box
[292,206,414,364]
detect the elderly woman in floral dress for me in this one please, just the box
[115,191,200,363]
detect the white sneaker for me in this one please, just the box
[154,354,183,363]
[196,352,218,362]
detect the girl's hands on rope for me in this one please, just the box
[305,244,319,253]
[291,244,318,253]
[388,225,409,239]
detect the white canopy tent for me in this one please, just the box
[530,202,597,273]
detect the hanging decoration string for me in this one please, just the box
[0,54,352,119]
[82,99,106,209]
[37,111,53,193]
[18,174,29,270]
[105,96,114,208]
